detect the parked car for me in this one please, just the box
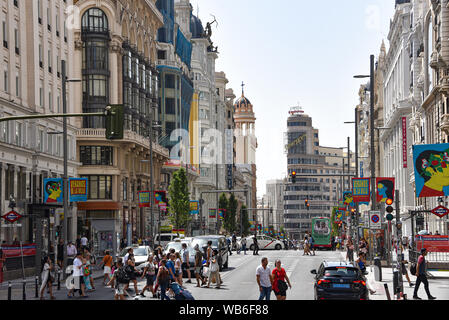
[118,245,151,268]
[311,261,369,300]
[247,235,283,251]
[191,235,229,271]
[164,240,196,277]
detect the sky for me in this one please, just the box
[189,0,395,198]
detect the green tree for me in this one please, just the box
[218,193,228,232]
[224,193,238,233]
[168,168,191,231]
[240,204,251,236]
[330,207,339,237]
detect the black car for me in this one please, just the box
[191,235,229,271]
[311,261,369,300]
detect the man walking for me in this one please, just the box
[413,248,436,300]
[181,243,192,284]
[68,252,87,298]
[309,234,315,256]
[256,257,272,300]
[194,244,205,287]
[241,237,247,255]
[253,235,259,256]
[67,241,77,267]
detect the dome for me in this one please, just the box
[190,14,204,39]
[234,95,252,108]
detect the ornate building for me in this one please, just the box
[73,0,169,253]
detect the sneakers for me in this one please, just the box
[186,280,192,284]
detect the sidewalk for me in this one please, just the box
[0,268,105,300]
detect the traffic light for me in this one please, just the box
[305,198,310,210]
[291,171,297,184]
[351,208,356,220]
[105,105,124,140]
[386,198,394,221]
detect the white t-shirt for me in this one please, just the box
[256,265,272,288]
[73,258,83,277]
[81,237,88,246]
[123,253,129,266]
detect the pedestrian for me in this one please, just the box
[181,243,192,284]
[194,244,205,287]
[413,248,437,300]
[124,254,139,297]
[232,233,237,252]
[174,252,183,286]
[75,235,81,252]
[80,234,88,252]
[303,233,310,256]
[156,247,164,261]
[399,246,414,288]
[166,253,177,284]
[40,256,55,300]
[227,237,232,256]
[156,259,171,300]
[140,255,157,298]
[68,252,87,298]
[331,236,336,251]
[107,258,128,300]
[253,235,259,256]
[356,251,368,275]
[123,247,133,267]
[206,249,221,289]
[256,257,272,300]
[57,238,64,269]
[67,241,77,266]
[120,238,126,251]
[309,234,316,256]
[241,237,247,255]
[82,253,94,291]
[101,250,113,286]
[346,238,354,262]
[271,260,291,300]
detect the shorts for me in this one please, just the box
[401,263,407,274]
[273,288,287,297]
[195,267,202,275]
[104,266,112,275]
[145,274,155,286]
[175,269,181,277]
[116,283,126,296]
[182,263,189,271]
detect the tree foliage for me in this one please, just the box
[168,168,191,230]
[224,193,238,233]
[240,204,251,236]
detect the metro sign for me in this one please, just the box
[431,206,449,218]
[2,210,22,223]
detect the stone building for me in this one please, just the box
[72,0,169,253]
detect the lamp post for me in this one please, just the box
[61,60,81,275]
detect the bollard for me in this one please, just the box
[7,281,12,300]
[22,279,26,300]
[35,276,39,298]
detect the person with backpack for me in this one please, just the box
[413,248,436,300]
[108,259,128,300]
[157,259,171,300]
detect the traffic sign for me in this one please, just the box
[431,206,449,218]
[2,210,22,223]
[370,211,381,229]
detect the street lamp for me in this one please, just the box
[61,60,81,276]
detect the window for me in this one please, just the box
[2,21,7,48]
[165,74,175,89]
[79,146,113,166]
[48,50,52,73]
[47,6,51,31]
[81,175,113,200]
[15,73,19,97]
[15,122,22,146]
[166,98,175,114]
[166,121,175,133]
[14,29,19,55]
[39,44,43,68]
[48,90,52,111]
[4,70,8,93]
[38,0,42,24]
[81,8,109,33]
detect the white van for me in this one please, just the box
[154,233,181,248]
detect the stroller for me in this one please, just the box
[170,282,195,300]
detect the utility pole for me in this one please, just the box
[62,60,69,275]
[370,54,376,212]
[354,107,360,253]
[395,189,404,296]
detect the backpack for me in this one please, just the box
[410,262,417,275]
[159,266,169,282]
[116,267,130,284]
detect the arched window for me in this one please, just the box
[81,8,109,33]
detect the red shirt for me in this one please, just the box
[272,268,286,292]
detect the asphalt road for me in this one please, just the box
[2,249,346,300]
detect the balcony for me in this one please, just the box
[76,128,169,158]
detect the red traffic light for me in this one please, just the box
[292,171,296,176]
[386,199,393,206]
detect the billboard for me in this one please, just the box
[342,191,355,207]
[69,178,88,202]
[311,217,331,247]
[415,235,449,253]
[413,143,449,198]
[352,178,370,203]
[376,178,395,202]
[138,191,151,208]
[189,200,199,215]
[43,178,63,204]
[209,209,216,219]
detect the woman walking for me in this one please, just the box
[156,259,171,300]
[140,255,157,298]
[40,256,55,300]
[206,250,221,289]
[125,254,139,297]
[271,260,291,300]
[346,238,354,262]
[174,252,183,286]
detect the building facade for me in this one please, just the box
[72,0,169,253]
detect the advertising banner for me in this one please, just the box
[43,178,63,204]
[154,191,168,212]
[352,178,370,203]
[413,143,449,198]
[376,178,395,202]
[69,178,88,202]
[218,208,226,220]
[209,209,216,219]
[138,191,151,208]
[311,218,331,247]
[402,117,408,168]
[343,191,355,207]
[189,200,199,215]
[415,235,449,253]
[0,244,36,258]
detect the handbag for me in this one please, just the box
[277,279,288,292]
